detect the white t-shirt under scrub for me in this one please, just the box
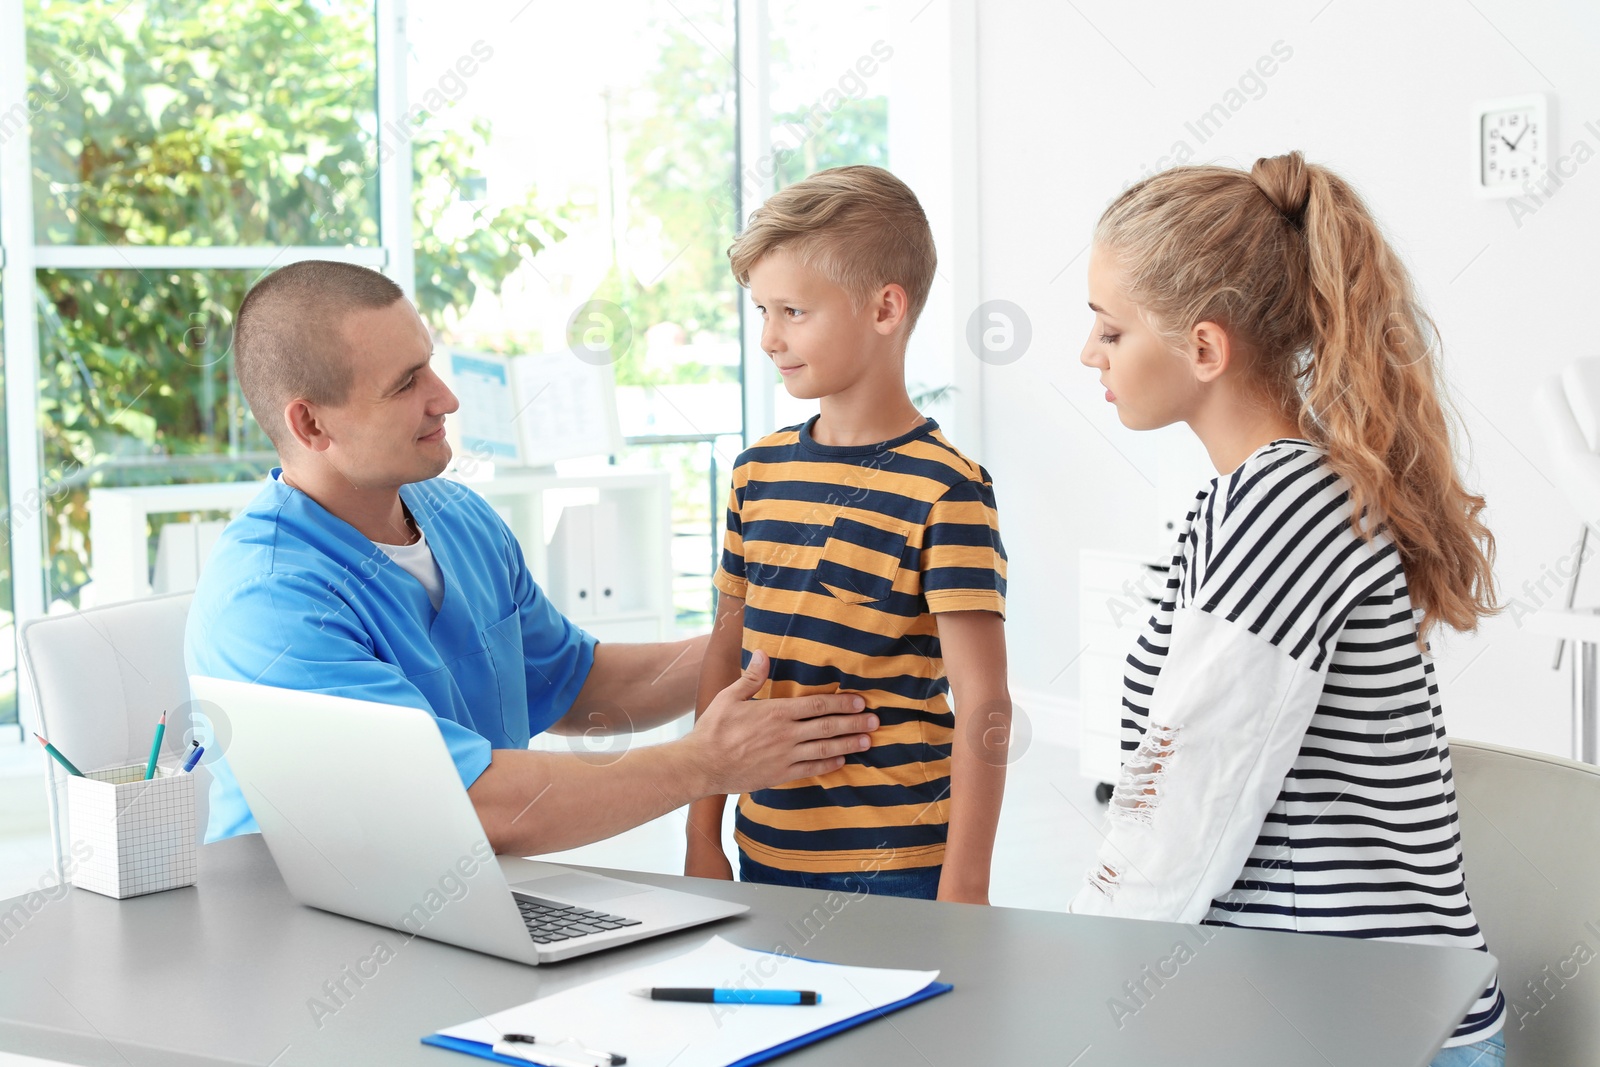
[373,525,444,612]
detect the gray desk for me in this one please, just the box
[0,836,1494,1067]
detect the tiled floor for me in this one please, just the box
[0,739,1110,912]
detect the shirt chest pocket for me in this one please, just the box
[484,610,530,744]
[815,516,914,606]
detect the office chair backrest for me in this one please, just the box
[1451,738,1600,1065]
[20,591,200,878]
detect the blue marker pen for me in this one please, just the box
[181,741,205,773]
[630,987,820,1005]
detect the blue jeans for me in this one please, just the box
[1429,1029,1505,1066]
[738,852,942,900]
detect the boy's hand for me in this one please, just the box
[936,879,991,905]
[684,838,734,881]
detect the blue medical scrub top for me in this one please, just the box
[184,471,597,842]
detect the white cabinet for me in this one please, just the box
[87,469,686,750]
[463,470,673,646]
[87,482,268,606]
[1078,549,1166,797]
[86,469,676,648]
[461,470,689,752]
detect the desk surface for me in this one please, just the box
[0,836,1493,1067]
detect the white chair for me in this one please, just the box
[19,592,201,879]
[1451,737,1600,1065]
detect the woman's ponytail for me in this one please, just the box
[1098,152,1497,641]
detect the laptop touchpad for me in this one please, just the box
[514,872,654,904]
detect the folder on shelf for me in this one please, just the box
[152,518,230,595]
[421,935,952,1067]
[547,504,597,620]
[446,348,624,468]
[448,351,521,461]
[590,498,621,616]
[151,521,199,594]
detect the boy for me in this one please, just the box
[683,165,1011,903]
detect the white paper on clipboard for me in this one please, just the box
[447,348,624,467]
[448,351,521,460]
[509,352,624,466]
[430,935,943,1067]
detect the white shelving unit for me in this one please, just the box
[87,482,265,606]
[462,468,674,646]
[1078,549,1166,798]
[87,468,689,755]
[459,469,686,752]
[86,467,676,648]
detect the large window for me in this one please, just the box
[27,0,382,247]
[1,0,907,672]
[36,267,271,603]
[764,0,894,430]
[403,0,901,631]
[21,0,384,619]
[406,0,744,631]
[15,0,571,620]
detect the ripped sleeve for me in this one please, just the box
[1069,607,1327,924]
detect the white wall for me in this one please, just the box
[886,0,980,444]
[974,0,1600,756]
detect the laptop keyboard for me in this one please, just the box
[514,894,643,944]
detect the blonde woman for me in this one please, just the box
[1076,152,1504,1064]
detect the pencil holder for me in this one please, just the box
[66,763,198,899]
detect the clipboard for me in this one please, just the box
[421,936,953,1067]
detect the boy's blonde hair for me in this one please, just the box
[728,165,936,333]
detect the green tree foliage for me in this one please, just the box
[608,12,889,389]
[409,119,576,333]
[23,0,571,604]
[772,96,888,188]
[613,13,737,386]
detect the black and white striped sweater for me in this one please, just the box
[1069,438,1503,1047]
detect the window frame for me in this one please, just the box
[0,0,978,716]
[732,0,979,448]
[0,0,416,650]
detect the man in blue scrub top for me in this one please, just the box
[187,261,878,855]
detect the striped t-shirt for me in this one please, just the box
[713,416,1007,873]
[1069,438,1504,1048]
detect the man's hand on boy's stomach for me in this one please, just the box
[685,649,879,795]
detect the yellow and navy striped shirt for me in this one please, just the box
[714,416,1007,873]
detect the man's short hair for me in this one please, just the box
[727,165,937,333]
[232,260,405,448]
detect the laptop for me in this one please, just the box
[188,675,747,964]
